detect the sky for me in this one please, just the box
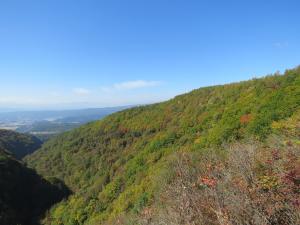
[0,0,299,110]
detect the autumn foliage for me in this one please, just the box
[240,114,252,124]
[137,140,300,225]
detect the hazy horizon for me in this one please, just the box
[0,66,298,111]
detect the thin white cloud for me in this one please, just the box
[73,88,91,96]
[0,81,165,108]
[274,42,289,49]
[101,80,161,92]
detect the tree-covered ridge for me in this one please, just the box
[0,148,13,161]
[25,67,300,224]
[0,149,71,225]
[0,129,42,159]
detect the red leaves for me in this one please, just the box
[240,114,252,124]
[199,176,217,188]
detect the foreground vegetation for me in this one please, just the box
[25,67,300,224]
[134,115,300,224]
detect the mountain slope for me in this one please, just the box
[0,129,42,159]
[0,148,70,225]
[25,67,300,224]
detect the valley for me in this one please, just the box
[0,107,131,141]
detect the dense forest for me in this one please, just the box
[24,67,300,225]
[0,129,42,159]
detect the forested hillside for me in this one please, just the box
[0,148,70,225]
[25,67,300,225]
[0,129,42,159]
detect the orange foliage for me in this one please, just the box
[240,113,252,124]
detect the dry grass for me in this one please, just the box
[137,141,300,225]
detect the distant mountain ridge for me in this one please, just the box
[0,106,132,122]
[0,129,42,159]
[0,106,133,141]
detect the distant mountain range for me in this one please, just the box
[0,106,132,122]
[0,106,133,141]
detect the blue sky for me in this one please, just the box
[0,0,299,109]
